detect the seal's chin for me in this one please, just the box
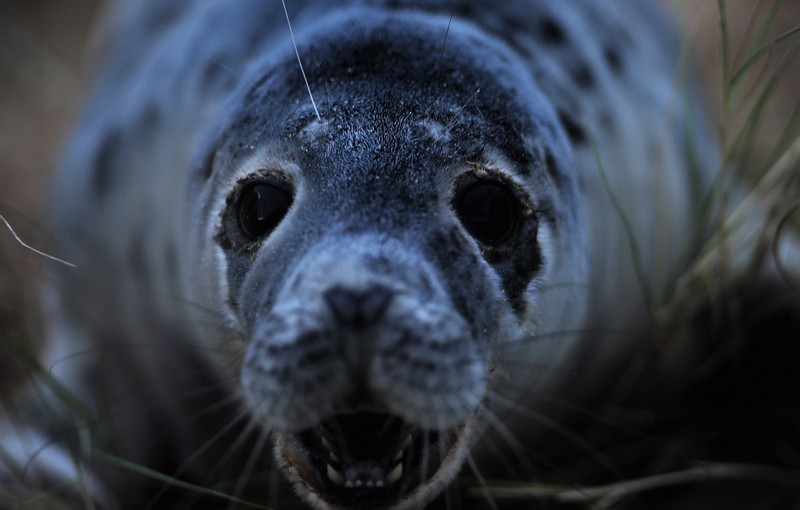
[274,411,477,509]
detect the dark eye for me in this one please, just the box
[237,183,292,239]
[455,180,518,246]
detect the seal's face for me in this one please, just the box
[202,10,585,510]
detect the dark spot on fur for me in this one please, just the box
[571,63,595,90]
[542,120,559,139]
[538,16,566,45]
[514,162,532,178]
[141,102,160,129]
[487,210,542,315]
[600,112,614,131]
[202,58,223,86]
[557,110,586,145]
[364,253,395,277]
[418,272,435,295]
[242,29,266,60]
[604,45,623,75]
[544,150,566,190]
[504,16,527,33]
[426,227,479,320]
[200,146,217,181]
[298,346,337,368]
[455,4,478,18]
[450,179,542,316]
[235,113,257,132]
[201,56,240,94]
[535,200,558,228]
[92,129,123,197]
[507,35,535,60]
[140,3,183,33]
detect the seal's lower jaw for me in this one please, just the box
[274,411,479,510]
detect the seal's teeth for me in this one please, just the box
[386,463,403,485]
[321,435,342,462]
[366,481,375,487]
[389,433,412,465]
[376,480,385,488]
[327,464,344,486]
[355,480,363,488]
[321,435,336,452]
[345,480,354,488]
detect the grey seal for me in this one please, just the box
[1,1,729,509]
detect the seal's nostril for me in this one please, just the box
[324,285,394,329]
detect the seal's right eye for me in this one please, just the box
[237,182,292,239]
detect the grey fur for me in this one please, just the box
[1,1,720,509]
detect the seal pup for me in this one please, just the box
[1,1,728,508]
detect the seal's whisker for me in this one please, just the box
[146,408,251,509]
[498,327,644,348]
[420,429,432,492]
[280,0,320,121]
[42,343,242,377]
[473,402,599,496]
[0,214,77,268]
[231,420,272,505]
[465,453,499,510]
[486,390,623,479]
[205,413,269,488]
[445,84,483,130]
[209,57,258,91]
[476,402,538,479]
[475,428,521,481]
[434,13,455,90]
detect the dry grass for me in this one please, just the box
[0,0,102,388]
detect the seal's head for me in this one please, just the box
[191,7,587,509]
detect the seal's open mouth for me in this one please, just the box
[275,411,464,509]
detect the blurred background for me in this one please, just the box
[1,0,101,229]
[1,0,102,385]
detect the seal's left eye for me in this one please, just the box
[455,180,518,246]
[237,183,292,239]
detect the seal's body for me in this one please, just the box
[3,1,718,508]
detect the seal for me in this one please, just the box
[1,1,725,508]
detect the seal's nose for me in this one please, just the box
[323,284,394,330]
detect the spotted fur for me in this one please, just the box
[2,1,719,509]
